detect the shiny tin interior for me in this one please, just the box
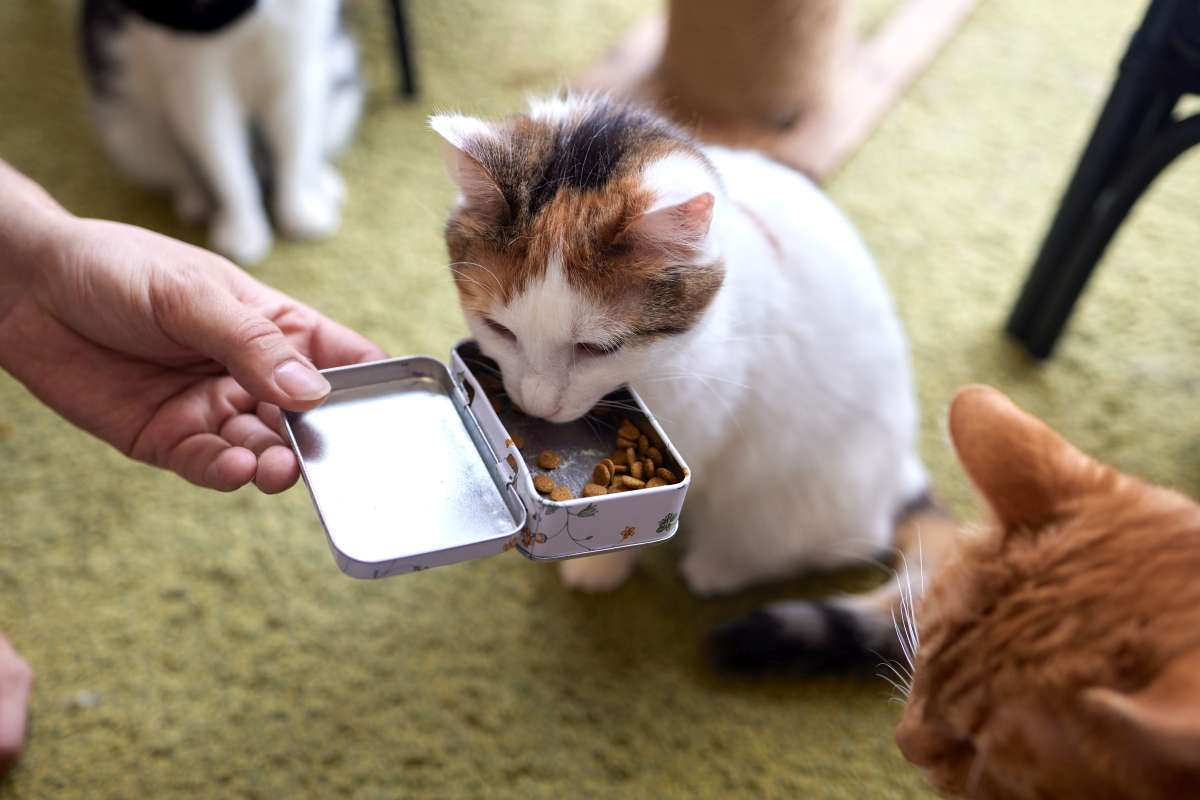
[285,357,525,575]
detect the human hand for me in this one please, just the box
[0,168,386,492]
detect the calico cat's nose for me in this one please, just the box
[516,375,563,419]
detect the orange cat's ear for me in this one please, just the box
[1083,652,1200,774]
[616,193,714,261]
[428,114,510,224]
[948,385,1106,530]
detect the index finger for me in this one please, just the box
[273,307,386,370]
[306,315,388,369]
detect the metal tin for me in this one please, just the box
[285,340,690,578]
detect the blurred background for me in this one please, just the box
[1,1,1198,797]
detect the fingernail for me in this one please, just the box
[274,360,330,402]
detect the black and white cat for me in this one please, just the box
[81,0,362,264]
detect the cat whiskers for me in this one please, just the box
[634,371,749,436]
[448,261,505,296]
[449,268,498,299]
[463,358,504,380]
[876,661,914,705]
[872,641,914,702]
[579,412,608,448]
[823,542,921,700]
[639,372,756,393]
[588,399,676,425]
[890,552,922,700]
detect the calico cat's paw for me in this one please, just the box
[210,211,273,265]
[558,551,637,592]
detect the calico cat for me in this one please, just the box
[81,0,362,264]
[433,95,947,666]
[896,386,1200,799]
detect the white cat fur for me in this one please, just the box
[442,102,928,595]
[90,0,360,263]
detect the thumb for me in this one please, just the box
[154,273,331,411]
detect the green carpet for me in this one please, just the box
[2,1,1197,797]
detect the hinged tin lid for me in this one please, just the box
[284,356,526,579]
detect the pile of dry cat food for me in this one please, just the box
[532,417,680,500]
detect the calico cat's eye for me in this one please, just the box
[575,341,622,358]
[484,318,517,342]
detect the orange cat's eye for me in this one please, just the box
[484,318,517,342]
[575,341,621,357]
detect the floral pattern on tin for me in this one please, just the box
[531,502,603,551]
[519,527,547,548]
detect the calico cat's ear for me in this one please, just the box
[1083,652,1200,773]
[948,385,1110,531]
[616,192,715,261]
[429,114,509,224]
[616,153,717,260]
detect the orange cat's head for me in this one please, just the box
[897,386,1200,799]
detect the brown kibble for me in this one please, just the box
[612,464,628,475]
[645,477,666,488]
[511,433,525,449]
[616,436,637,450]
[611,449,629,466]
[630,460,644,480]
[593,463,612,485]
[642,425,664,450]
[617,475,646,490]
[642,458,654,478]
[506,454,518,471]
[637,435,649,456]
[625,448,637,470]
[537,450,561,470]
[550,486,572,501]
[583,483,608,497]
[646,447,662,468]
[618,420,640,441]
[533,474,555,494]
[656,467,678,484]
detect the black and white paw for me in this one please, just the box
[707,601,883,676]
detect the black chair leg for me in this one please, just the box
[1005,0,1184,358]
[388,0,418,99]
[1006,84,1177,357]
[1013,114,1200,357]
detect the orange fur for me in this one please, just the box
[897,386,1200,799]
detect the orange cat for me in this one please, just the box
[897,386,1200,799]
